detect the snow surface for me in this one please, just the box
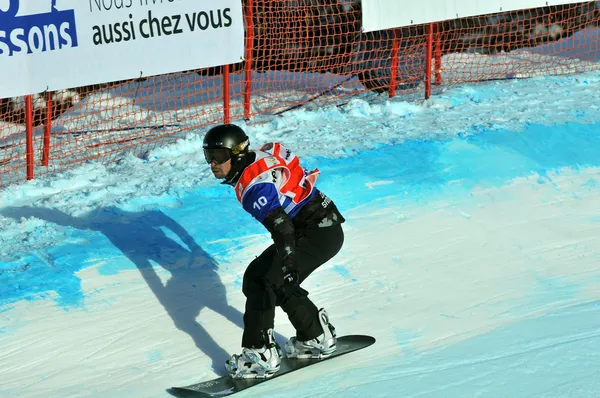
[2,67,600,396]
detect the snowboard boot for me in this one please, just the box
[285,308,337,359]
[225,329,282,379]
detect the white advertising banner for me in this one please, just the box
[0,0,245,97]
[361,0,586,32]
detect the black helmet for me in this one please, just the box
[202,124,249,165]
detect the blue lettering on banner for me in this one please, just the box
[0,0,78,56]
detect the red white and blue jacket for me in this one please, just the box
[234,142,319,224]
[232,142,344,276]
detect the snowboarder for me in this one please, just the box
[203,123,346,379]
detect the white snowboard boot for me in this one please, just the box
[285,308,337,359]
[225,329,282,379]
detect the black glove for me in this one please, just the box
[277,266,306,306]
[282,266,299,285]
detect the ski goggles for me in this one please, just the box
[203,148,232,164]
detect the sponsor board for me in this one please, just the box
[0,0,244,97]
[361,0,586,32]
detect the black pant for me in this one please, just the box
[241,224,344,348]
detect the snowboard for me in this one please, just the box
[168,335,375,397]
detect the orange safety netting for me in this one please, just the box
[1,1,599,188]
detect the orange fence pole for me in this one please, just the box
[244,0,254,120]
[42,91,52,166]
[224,64,231,124]
[25,95,34,180]
[425,22,434,100]
[389,29,400,98]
